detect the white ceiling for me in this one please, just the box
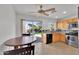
[13,4,79,21]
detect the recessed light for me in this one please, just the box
[55,16,58,18]
[63,11,67,14]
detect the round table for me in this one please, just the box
[4,36,36,49]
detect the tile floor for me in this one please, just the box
[0,41,79,55]
[34,42,79,55]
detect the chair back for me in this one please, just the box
[4,45,35,55]
[22,34,30,36]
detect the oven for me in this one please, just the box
[66,35,78,48]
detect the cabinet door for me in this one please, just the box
[42,34,46,43]
[60,33,66,42]
[53,32,60,43]
[53,32,66,43]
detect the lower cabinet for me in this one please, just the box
[53,32,66,43]
[42,32,66,44]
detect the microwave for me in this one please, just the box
[69,23,78,28]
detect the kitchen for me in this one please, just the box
[42,17,78,48]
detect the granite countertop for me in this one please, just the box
[43,31,52,34]
[65,32,78,36]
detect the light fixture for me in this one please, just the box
[63,11,67,14]
[55,16,58,18]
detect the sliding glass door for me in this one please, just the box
[22,20,42,34]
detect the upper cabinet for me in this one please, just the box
[57,18,78,30]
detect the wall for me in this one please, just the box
[42,20,56,30]
[0,5,16,54]
[16,14,26,36]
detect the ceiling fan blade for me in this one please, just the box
[27,12,39,15]
[44,8,55,12]
[41,12,49,16]
[27,12,37,13]
[51,10,56,13]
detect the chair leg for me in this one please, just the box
[14,46,19,49]
[28,43,31,47]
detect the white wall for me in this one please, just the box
[0,5,16,54]
[15,14,26,36]
[42,20,56,30]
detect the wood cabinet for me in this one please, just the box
[57,18,78,30]
[52,32,66,43]
[42,32,66,44]
[52,32,60,43]
[42,33,46,43]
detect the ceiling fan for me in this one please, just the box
[37,5,56,16]
[28,5,56,16]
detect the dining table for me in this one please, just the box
[4,35,37,49]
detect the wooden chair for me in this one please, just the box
[4,45,35,55]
